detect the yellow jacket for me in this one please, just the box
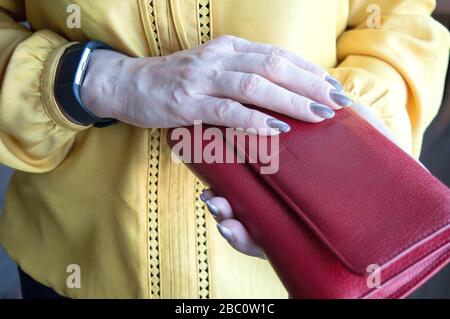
[0,0,448,298]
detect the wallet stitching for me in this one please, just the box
[390,236,447,276]
[376,222,450,270]
[361,235,448,298]
[261,165,450,273]
[389,250,450,299]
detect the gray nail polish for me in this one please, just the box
[330,90,353,107]
[326,75,344,92]
[267,118,291,133]
[200,192,207,202]
[310,103,335,119]
[217,224,234,242]
[257,251,267,260]
[206,200,220,218]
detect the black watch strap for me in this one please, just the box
[55,41,118,128]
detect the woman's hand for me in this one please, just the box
[81,35,353,134]
[200,189,266,259]
[81,35,357,259]
[202,102,401,259]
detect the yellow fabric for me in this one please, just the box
[0,0,448,298]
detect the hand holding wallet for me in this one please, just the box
[167,107,450,299]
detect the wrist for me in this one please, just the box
[80,49,128,119]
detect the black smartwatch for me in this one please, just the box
[54,41,118,128]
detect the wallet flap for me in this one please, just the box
[233,109,450,275]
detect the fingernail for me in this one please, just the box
[330,90,353,107]
[200,191,207,202]
[206,200,220,219]
[267,118,291,133]
[257,251,267,260]
[217,223,234,242]
[326,75,344,92]
[310,103,335,119]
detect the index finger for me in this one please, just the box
[217,35,328,79]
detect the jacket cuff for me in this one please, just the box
[39,33,90,131]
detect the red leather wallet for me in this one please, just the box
[167,107,450,299]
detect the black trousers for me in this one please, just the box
[19,268,66,299]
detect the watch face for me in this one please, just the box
[74,47,92,86]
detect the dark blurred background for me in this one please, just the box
[0,1,449,299]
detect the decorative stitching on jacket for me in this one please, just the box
[195,0,211,299]
[198,0,211,44]
[195,180,210,298]
[148,128,161,298]
[148,0,161,56]
[146,0,162,299]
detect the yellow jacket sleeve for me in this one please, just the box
[330,0,450,157]
[0,0,86,173]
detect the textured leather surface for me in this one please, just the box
[167,108,450,299]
